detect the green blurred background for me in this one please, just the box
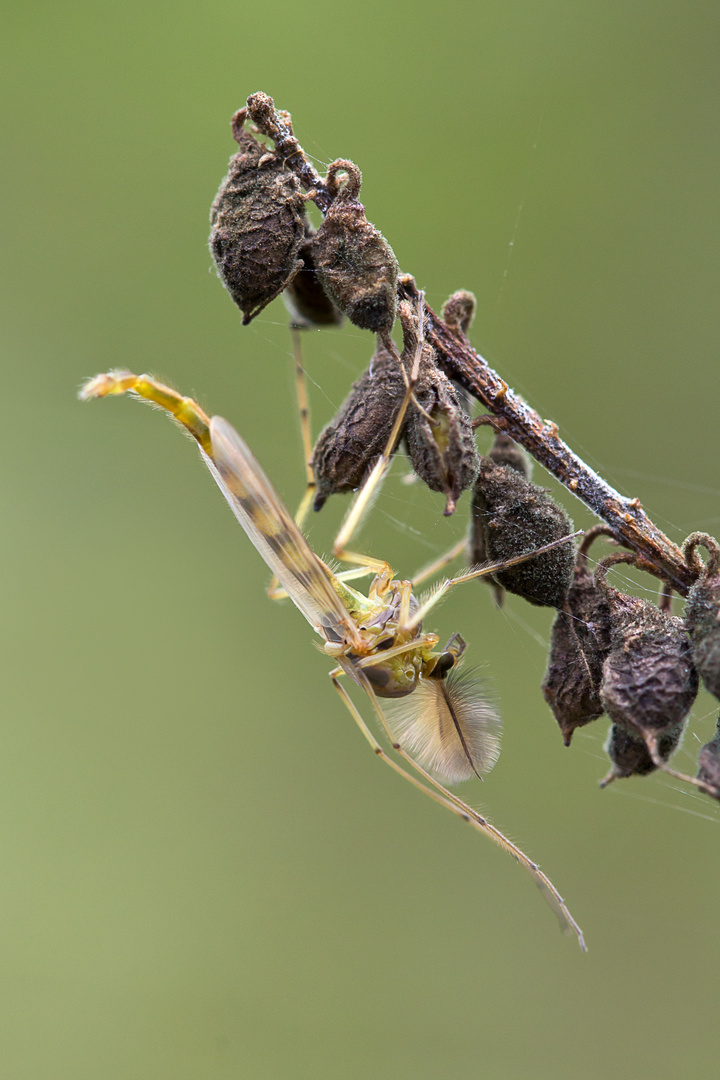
[2,1,719,1077]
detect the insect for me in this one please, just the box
[79,367,586,951]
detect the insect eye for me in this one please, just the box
[429,652,456,680]
[376,637,395,651]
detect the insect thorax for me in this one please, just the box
[326,581,438,699]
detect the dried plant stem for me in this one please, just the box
[247,92,696,596]
[398,278,693,595]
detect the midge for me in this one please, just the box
[80,368,586,951]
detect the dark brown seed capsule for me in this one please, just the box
[468,458,576,607]
[394,299,478,515]
[311,160,399,333]
[209,108,307,325]
[595,555,699,755]
[283,226,343,328]
[697,714,720,798]
[467,432,532,607]
[402,335,479,515]
[682,533,720,700]
[601,721,684,785]
[542,544,613,746]
[310,336,406,510]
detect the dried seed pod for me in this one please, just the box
[398,304,478,515]
[209,108,307,325]
[404,369,479,515]
[595,554,699,757]
[683,533,720,700]
[283,226,343,328]
[601,721,685,785]
[467,432,532,607]
[697,715,720,798]
[311,160,399,333]
[310,336,406,510]
[542,538,613,746]
[468,458,576,608]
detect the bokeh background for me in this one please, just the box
[2,2,719,1077]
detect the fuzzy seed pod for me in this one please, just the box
[283,226,343,328]
[310,336,406,510]
[311,160,399,333]
[697,715,720,798]
[401,332,479,515]
[468,432,533,607]
[468,458,576,608]
[542,543,613,746]
[209,108,307,325]
[682,533,720,701]
[595,555,699,753]
[395,300,479,515]
[602,721,684,784]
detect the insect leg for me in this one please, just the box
[342,664,586,950]
[331,665,459,796]
[267,327,317,600]
[405,531,583,631]
[292,325,315,491]
[331,294,429,583]
[410,537,467,589]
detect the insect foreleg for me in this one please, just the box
[405,530,583,631]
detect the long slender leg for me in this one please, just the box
[405,530,583,631]
[274,302,428,596]
[411,537,467,589]
[267,328,316,600]
[292,327,315,489]
[331,294,429,583]
[356,665,586,946]
[285,326,318,532]
[330,667,586,951]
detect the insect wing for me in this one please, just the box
[205,415,360,645]
[385,668,501,783]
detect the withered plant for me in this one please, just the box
[209,91,720,805]
[81,93,720,958]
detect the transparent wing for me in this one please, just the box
[384,668,501,784]
[204,415,360,646]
